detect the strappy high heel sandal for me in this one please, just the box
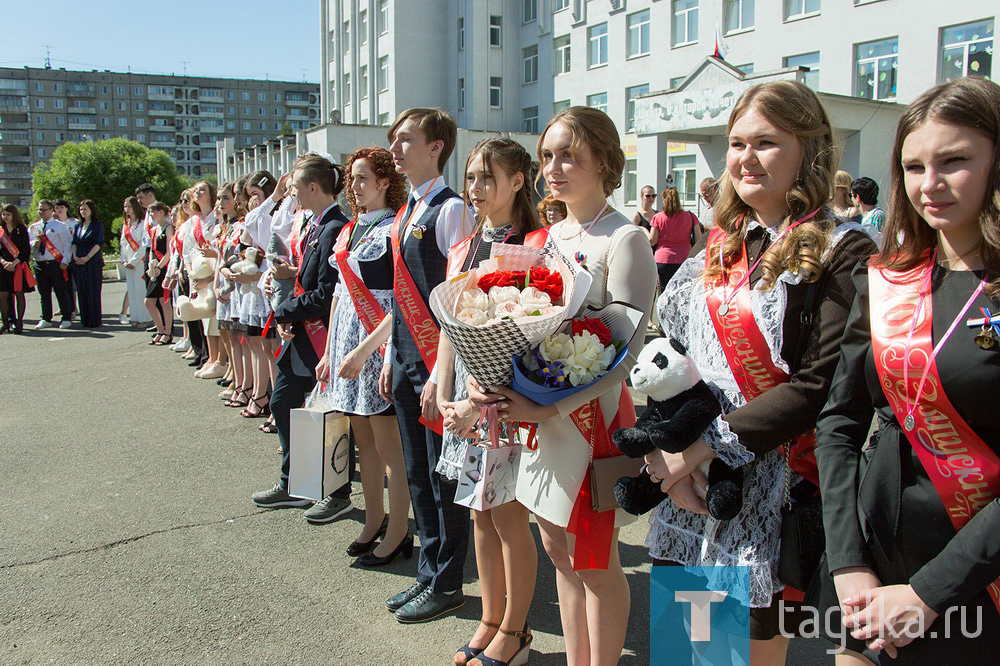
[240,394,270,418]
[454,621,500,666]
[225,387,250,408]
[469,625,532,666]
[154,335,174,346]
[258,417,278,434]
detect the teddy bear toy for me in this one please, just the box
[612,336,744,520]
[175,255,217,321]
[231,247,263,296]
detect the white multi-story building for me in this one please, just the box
[226,1,994,207]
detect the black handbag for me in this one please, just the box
[777,457,826,591]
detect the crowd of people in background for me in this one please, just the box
[3,73,1000,665]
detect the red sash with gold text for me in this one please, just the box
[869,260,1000,613]
[565,390,635,570]
[38,231,64,264]
[288,223,328,361]
[391,207,443,433]
[193,218,207,249]
[0,226,20,259]
[123,222,140,253]
[1,226,36,290]
[335,222,388,354]
[703,228,820,485]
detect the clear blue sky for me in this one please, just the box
[0,1,322,83]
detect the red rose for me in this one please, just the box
[528,266,564,302]
[571,317,612,346]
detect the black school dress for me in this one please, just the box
[145,226,171,299]
[0,225,34,293]
[816,261,1000,663]
[70,221,105,327]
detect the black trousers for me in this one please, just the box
[71,260,103,327]
[272,356,354,497]
[392,356,469,593]
[34,260,72,322]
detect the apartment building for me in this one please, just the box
[0,66,321,207]
[311,0,993,208]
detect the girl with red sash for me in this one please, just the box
[144,202,175,345]
[312,147,410,557]
[816,77,1000,664]
[0,204,34,334]
[215,183,250,406]
[120,197,152,328]
[468,108,657,665]
[435,138,541,666]
[166,192,193,353]
[644,81,875,662]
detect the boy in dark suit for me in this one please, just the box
[251,154,353,514]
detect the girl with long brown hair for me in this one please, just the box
[120,196,152,327]
[645,81,876,663]
[0,203,34,334]
[435,137,541,666]
[816,76,1000,664]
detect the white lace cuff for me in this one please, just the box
[703,416,754,468]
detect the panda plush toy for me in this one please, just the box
[613,336,744,520]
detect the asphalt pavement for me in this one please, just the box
[1,281,832,665]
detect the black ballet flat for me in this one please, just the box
[345,516,389,556]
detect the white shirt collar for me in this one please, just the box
[409,176,446,202]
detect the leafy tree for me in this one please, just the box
[279,121,294,136]
[31,138,187,250]
[181,172,218,189]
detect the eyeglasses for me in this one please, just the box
[643,194,656,199]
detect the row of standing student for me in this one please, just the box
[0,198,105,333]
[240,79,999,665]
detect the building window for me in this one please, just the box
[553,99,571,114]
[54,83,62,92]
[522,106,539,133]
[586,92,608,115]
[670,75,687,88]
[117,102,126,111]
[359,65,369,99]
[724,0,754,33]
[242,122,250,130]
[118,118,128,127]
[101,133,110,139]
[36,131,45,141]
[274,93,281,102]
[257,92,266,101]
[344,73,351,101]
[38,148,46,158]
[458,78,465,110]
[227,91,235,99]
[100,102,108,110]
[736,63,754,74]
[227,121,235,129]
[135,118,145,127]
[242,92,250,100]
[56,117,64,125]
[673,0,699,46]
[626,84,650,132]
[36,115,45,125]
[554,0,569,10]
[785,0,820,20]
[359,9,368,45]
[489,77,502,108]
[785,51,820,89]
[243,106,251,114]
[135,102,144,111]
[136,133,145,142]
[101,118,109,127]
[99,85,108,94]
[378,56,389,91]
[134,86,143,95]
[56,132,64,141]
[523,45,539,84]
[489,15,502,47]
[627,10,651,58]
[117,86,126,95]
[554,35,571,75]
[939,19,994,82]
[588,23,608,68]
[458,17,465,50]
[258,107,266,115]
[671,155,698,205]
[624,159,638,204]
[377,0,389,34]
[378,112,389,126]
[342,20,350,54]
[34,99,44,109]
[259,122,266,130]
[523,0,537,23]
[54,99,64,109]
[854,37,898,101]
[33,82,42,91]
[274,108,282,116]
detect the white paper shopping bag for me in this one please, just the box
[288,392,350,501]
[454,405,521,511]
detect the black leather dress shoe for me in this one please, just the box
[394,588,465,624]
[386,582,427,613]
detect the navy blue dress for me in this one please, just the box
[71,220,105,327]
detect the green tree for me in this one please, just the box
[181,172,218,189]
[279,121,294,136]
[31,138,187,250]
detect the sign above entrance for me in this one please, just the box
[635,58,800,135]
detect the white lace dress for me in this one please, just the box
[646,220,860,608]
[319,210,395,415]
[239,204,273,328]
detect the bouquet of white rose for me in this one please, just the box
[429,242,591,388]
